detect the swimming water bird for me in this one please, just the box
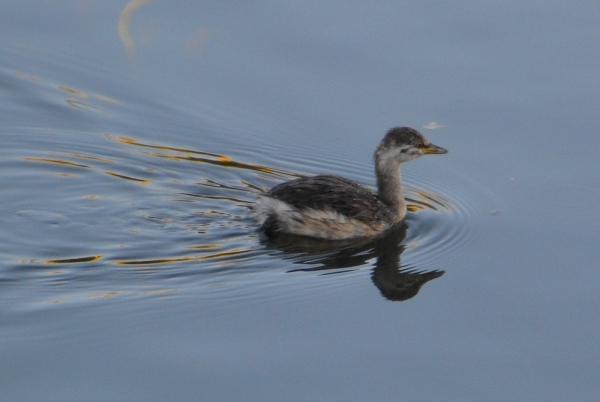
[253,127,448,239]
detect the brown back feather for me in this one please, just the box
[268,175,393,223]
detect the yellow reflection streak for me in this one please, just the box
[24,157,90,168]
[92,93,122,105]
[109,134,300,180]
[16,70,121,108]
[45,255,102,264]
[153,151,284,177]
[59,86,89,98]
[65,99,109,114]
[14,71,39,82]
[55,152,114,163]
[113,248,258,265]
[62,88,121,106]
[415,190,454,210]
[145,288,177,295]
[115,256,197,265]
[90,289,177,299]
[92,291,125,299]
[177,192,250,204]
[186,244,220,249]
[405,198,437,212]
[118,0,154,53]
[114,135,229,157]
[104,171,150,184]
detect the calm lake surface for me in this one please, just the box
[1,1,599,401]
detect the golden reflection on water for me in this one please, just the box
[41,288,178,305]
[110,135,299,180]
[59,85,121,106]
[55,152,114,163]
[24,157,90,169]
[59,85,121,105]
[117,0,212,56]
[186,244,220,250]
[415,190,452,210]
[104,171,150,184]
[113,248,259,266]
[406,204,422,212]
[144,288,177,295]
[65,99,109,114]
[406,189,455,212]
[92,291,125,299]
[33,247,262,267]
[45,255,102,264]
[14,70,122,112]
[59,86,88,98]
[14,71,39,82]
[92,93,122,105]
[118,0,155,53]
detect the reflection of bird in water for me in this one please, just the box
[253,127,447,239]
[262,222,444,302]
[371,268,443,301]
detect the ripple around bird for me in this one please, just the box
[2,130,494,307]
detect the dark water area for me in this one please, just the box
[1,1,599,401]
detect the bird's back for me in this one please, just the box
[268,175,393,223]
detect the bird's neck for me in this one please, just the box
[375,159,406,219]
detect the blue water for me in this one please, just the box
[1,2,600,401]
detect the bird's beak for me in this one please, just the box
[421,143,448,155]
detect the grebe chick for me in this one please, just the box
[253,127,448,240]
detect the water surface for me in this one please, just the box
[1,1,599,401]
